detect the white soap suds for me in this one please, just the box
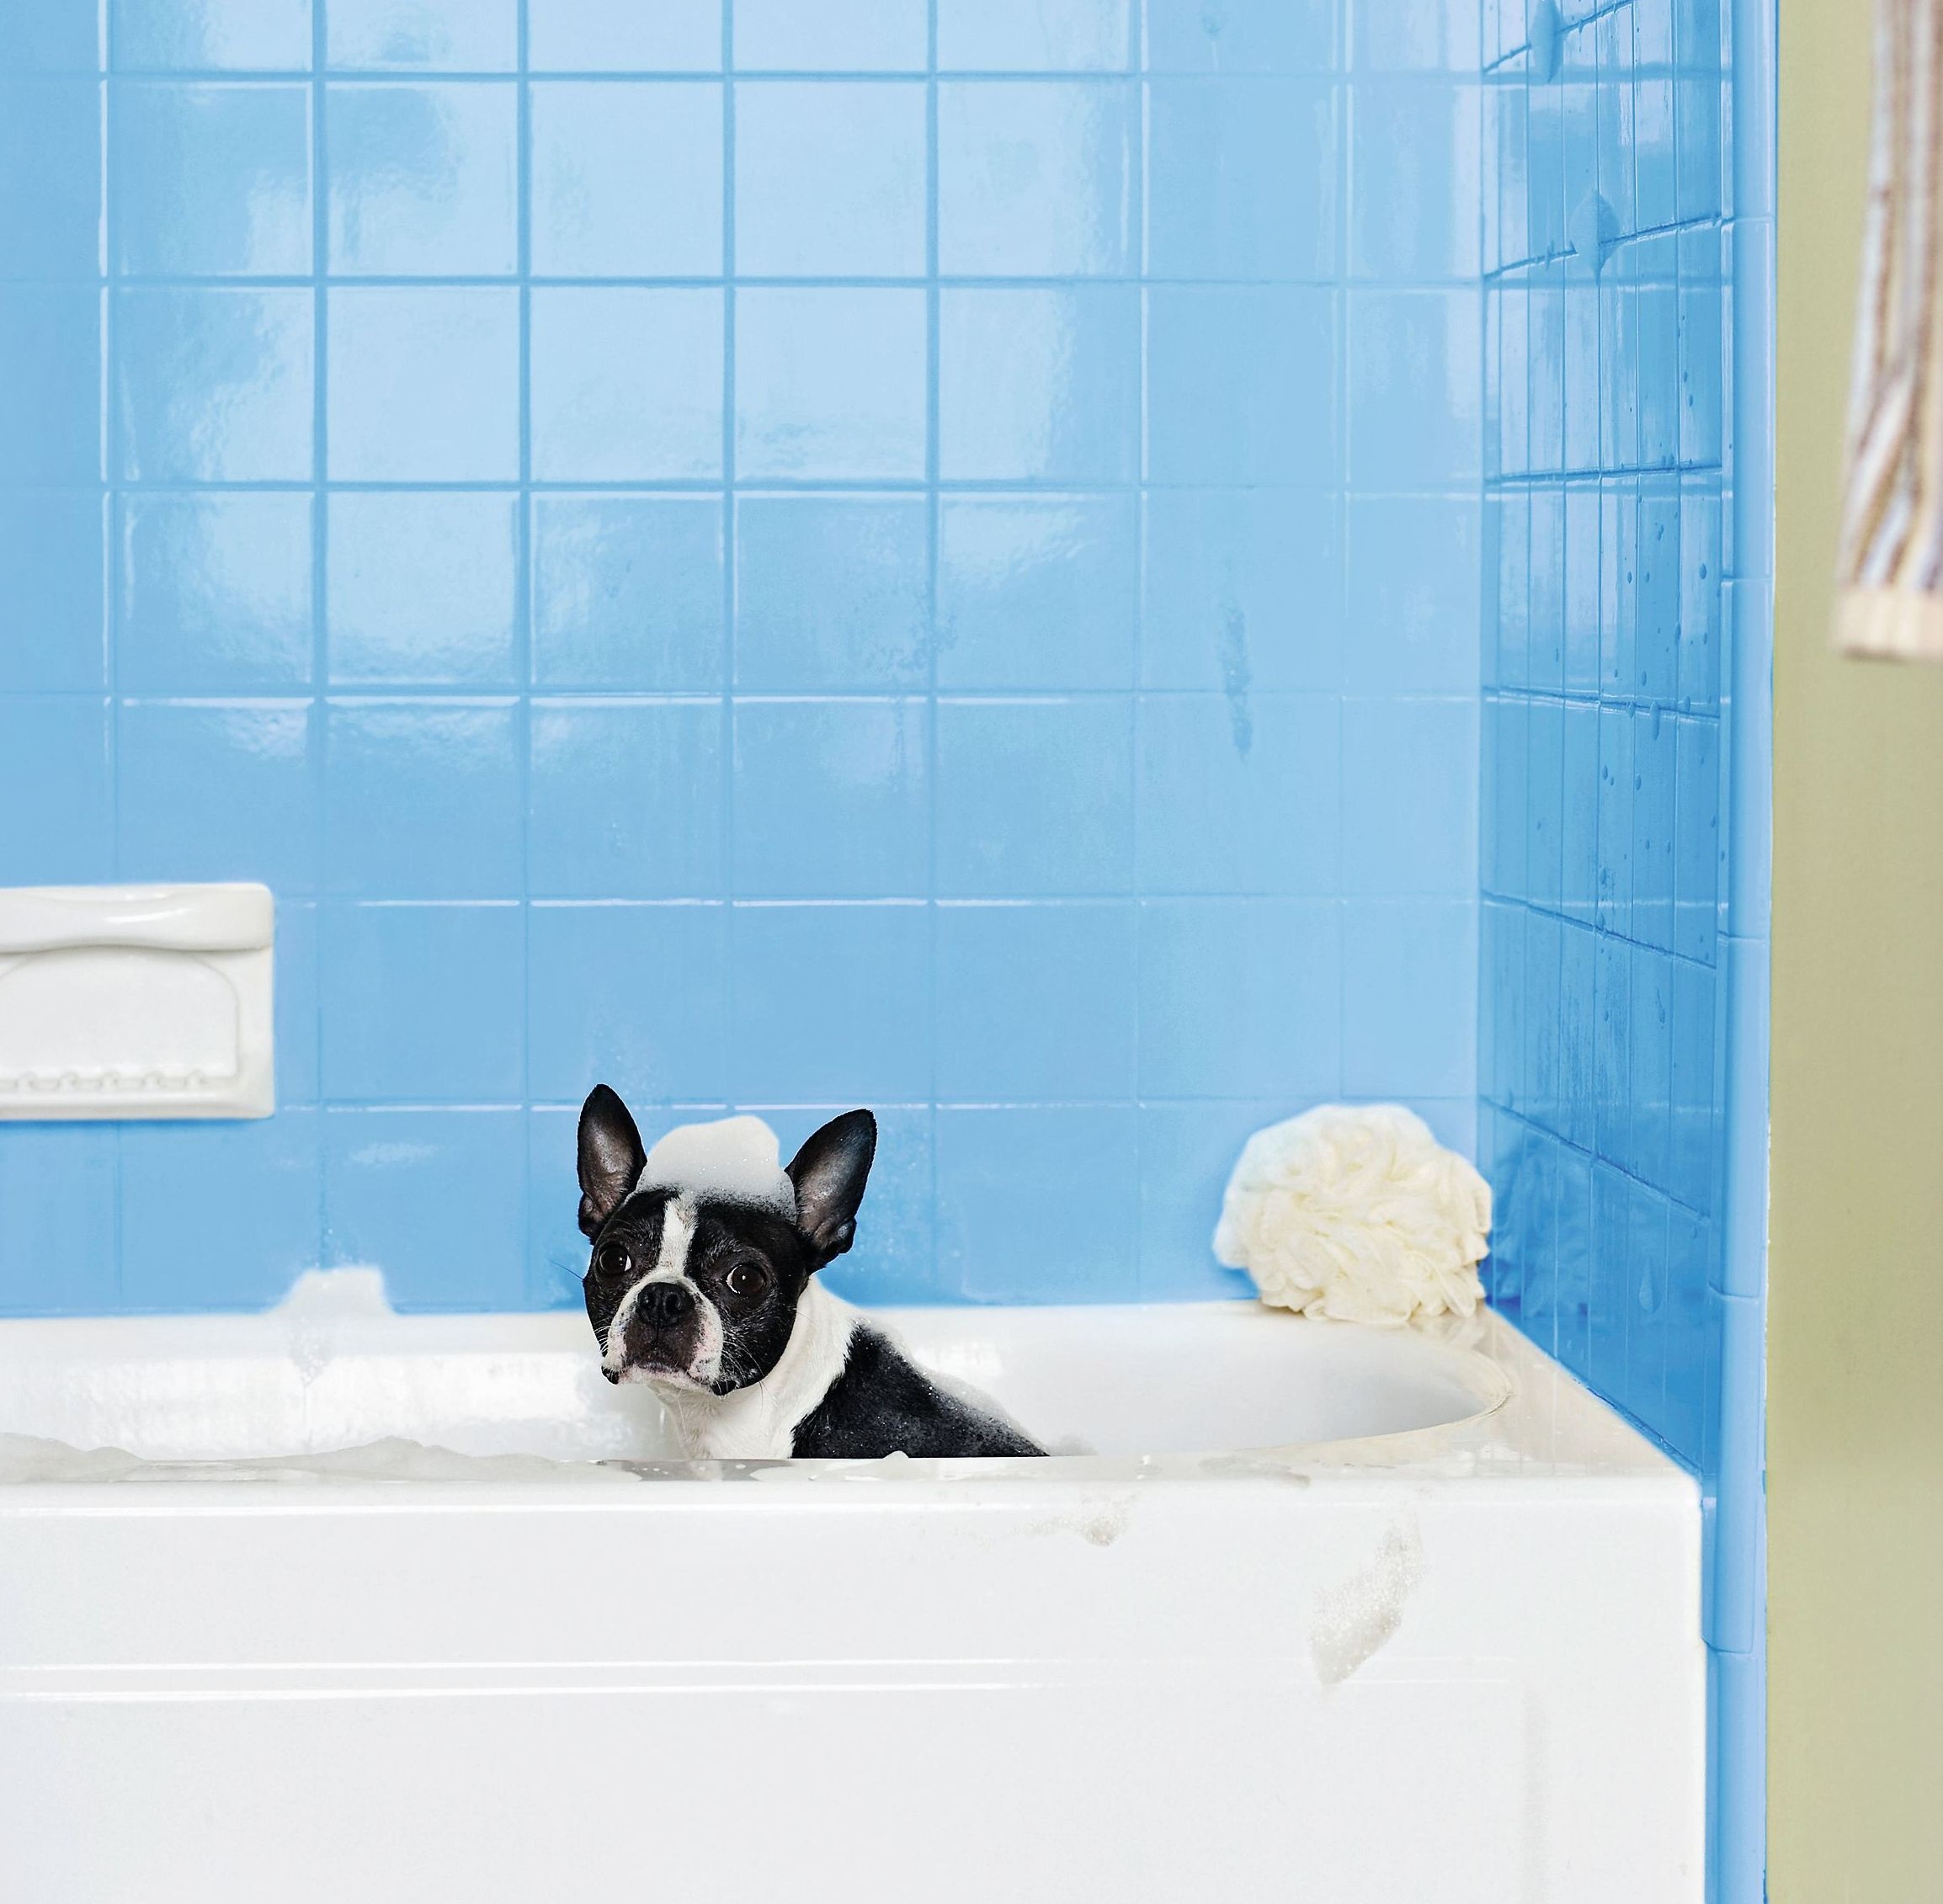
[1309,1519,1426,1684]
[636,1114,796,1217]
[0,1430,639,1487]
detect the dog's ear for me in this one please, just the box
[578,1085,646,1237]
[786,1109,877,1268]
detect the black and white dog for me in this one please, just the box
[576,1086,1042,1460]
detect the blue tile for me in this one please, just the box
[1137,898,1340,1098]
[1488,697,1525,900]
[1521,907,1562,1135]
[116,287,312,482]
[114,82,311,277]
[113,0,311,70]
[1349,80,1480,280]
[1559,917,1597,1151]
[1638,483,1681,701]
[326,286,518,481]
[733,699,929,896]
[1675,713,1720,962]
[530,495,724,691]
[937,0,1131,71]
[526,901,727,1102]
[938,80,1135,276]
[935,697,1133,895]
[1142,490,1342,692]
[1593,928,1632,1168]
[935,1106,1139,1303]
[1596,700,1634,932]
[276,898,322,1104]
[118,699,317,891]
[1669,953,1717,1215]
[326,82,516,274]
[120,1114,322,1311]
[530,79,722,275]
[736,494,929,691]
[528,0,721,72]
[0,1127,118,1316]
[1349,0,1478,70]
[736,288,926,481]
[327,491,516,688]
[324,0,516,71]
[1344,495,1481,694]
[0,494,104,690]
[528,1103,593,1306]
[938,494,1136,691]
[1340,697,1477,896]
[530,698,723,898]
[120,492,311,694]
[0,695,110,884]
[1149,287,1336,487]
[324,1107,527,1310]
[320,902,523,1101]
[0,78,102,281]
[940,286,1140,481]
[1146,0,1335,73]
[1679,483,1722,708]
[934,902,1137,1100]
[1147,78,1336,280]
[1632,705,1677,951]
[737,80,926,276]
[1484,491,1530,691]
[1600,477,1638,695]
[1525,694,1562,909]
[325,699,522,898]
[732,0,926,72]
[1346,288,1482,488]
[728,903,929,1103]
[797,1102,935,1306]
[1629,944,1674,1190]
[530,286,722,482]
[1564,481,1600,691]
[1135,1099,1281,1301]
[1341,899,1475,1097]
[1527,485,1565,689]
[1137,692,1339,894]
[1562,699,1600,924]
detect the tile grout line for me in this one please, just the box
[515,0,536,1301]
[721,0,739,1114]
[924,0,941,1292]
[309,0,331,1265]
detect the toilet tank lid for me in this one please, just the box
[0,884,274,955]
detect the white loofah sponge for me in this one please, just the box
[1213,1104,1492,1326]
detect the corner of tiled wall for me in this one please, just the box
[1478,0,1770,1896]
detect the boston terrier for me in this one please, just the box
[576,1085,1043,1461]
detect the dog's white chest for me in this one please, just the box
[655,1283,859,1460]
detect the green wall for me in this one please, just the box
[1770,1,1943,1895]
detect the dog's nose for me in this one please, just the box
[637,1282,692,1331]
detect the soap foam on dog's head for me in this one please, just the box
[635,1114,796,1220]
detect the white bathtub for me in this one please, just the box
[0,1283,1702,1902]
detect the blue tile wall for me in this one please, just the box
[1481,1,1770,1898]
[0,0,1487,1320]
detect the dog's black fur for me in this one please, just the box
[577,1086,1042,1460]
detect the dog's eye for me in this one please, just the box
[593,1242,631,1283]
[724,1260,769,1300]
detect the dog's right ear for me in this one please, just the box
[578,1085,645,1237]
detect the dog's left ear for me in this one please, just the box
[787,1109,877,1268]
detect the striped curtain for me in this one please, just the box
[1838,0,1943,659]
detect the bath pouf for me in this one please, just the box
[1213,1104,1492,1326]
